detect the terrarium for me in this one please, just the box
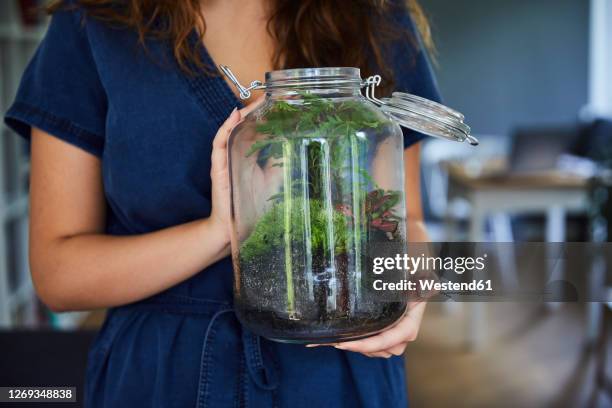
[222,66,476,343]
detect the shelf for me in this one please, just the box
[0,6,45,329]
[7,279,33,311]
[0,193,28,222]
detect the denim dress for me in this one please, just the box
[5,4,440,407]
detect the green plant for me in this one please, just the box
[336,189,402,234]
[239,93,403,314]
[240,199,349,262]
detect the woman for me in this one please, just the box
[5,0,438,406]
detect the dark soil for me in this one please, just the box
[236,300,406,343]
[235,231,408,343]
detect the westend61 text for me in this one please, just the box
[373,279,493,292]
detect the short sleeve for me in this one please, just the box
[387,6,442,149]
[4,7,107,157]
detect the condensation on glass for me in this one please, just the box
[223,66,476,343]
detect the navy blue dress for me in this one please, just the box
[5,4,440,407]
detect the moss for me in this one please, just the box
[240,199,349,263]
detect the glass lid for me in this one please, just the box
[380,92,477,145]
[362,75,478,146]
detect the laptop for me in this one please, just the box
[506,126,578,174]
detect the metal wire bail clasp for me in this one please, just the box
[219,65,263,100]
[363,75,384,105]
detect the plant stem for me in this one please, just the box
[350,133,363,308]
[320,139,337,312]
[282,140,296,317]
[300,141,314,301]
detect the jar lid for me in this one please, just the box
[362,75,478,146]
[219,65,479,146]
[380,92,477,145]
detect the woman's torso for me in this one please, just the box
[92,11,415,404]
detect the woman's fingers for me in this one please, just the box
[364,351,393,359]
[239,95,265,117]
[334,303,426,355]
[386,342,408,356]
[334,315,417,353]
[212,95,265,152]
[211,96,265,173]
[212,108,240,151]
[305,343,338,348]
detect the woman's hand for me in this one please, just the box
[308,301,426,358]
[209,98,264,242]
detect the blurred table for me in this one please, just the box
[445,160,589,242]
[444,161,590,350]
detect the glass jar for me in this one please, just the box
[223,66,475,343]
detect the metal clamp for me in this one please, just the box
[465,135,480,146]
[363,75,384,106]
[219,65,263,100]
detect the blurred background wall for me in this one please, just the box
[423,0,590,136]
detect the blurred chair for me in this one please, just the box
[575,118,612,345]
[572,119,612,168]
[587,171,612,399]
[421,134,510,241]
[582,119,612,399]
[596,300,612,397]
[421,134,513,346]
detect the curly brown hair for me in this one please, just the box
[47,0,434,93]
